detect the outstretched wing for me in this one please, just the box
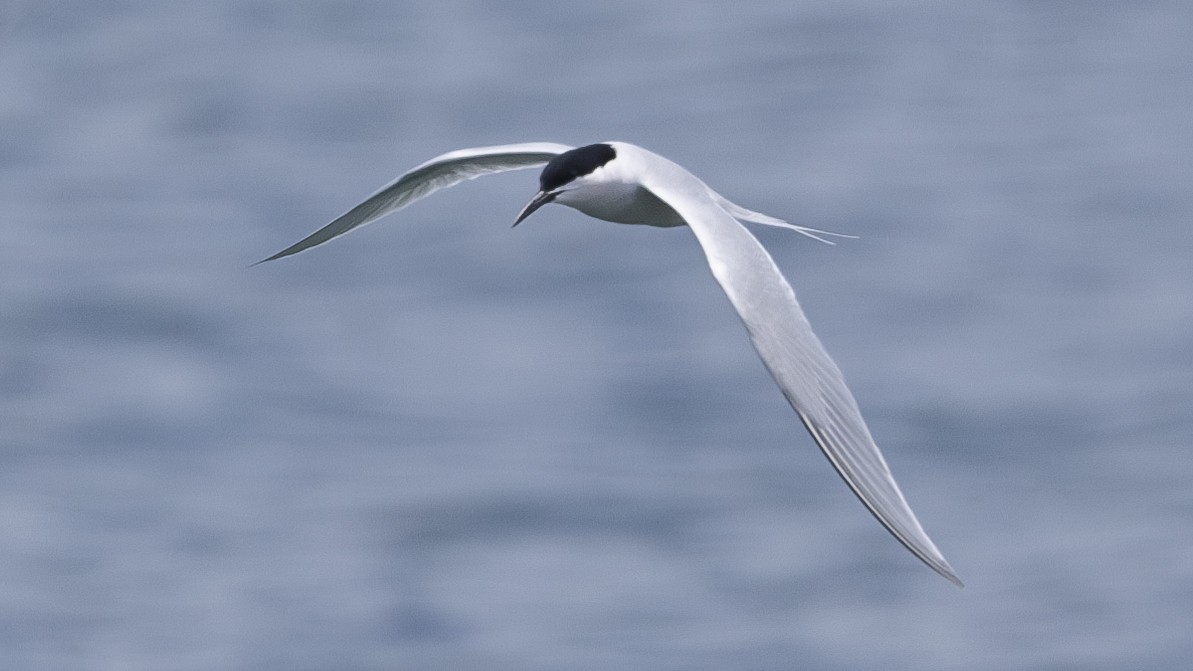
[626,145,962,586]
[257,142,573,263]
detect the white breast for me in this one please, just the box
[554,172,687,228]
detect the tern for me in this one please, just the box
[260,141,962,587]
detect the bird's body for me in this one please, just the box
[562,180,686,227]
[260,141,962,587]
[549,144,686,226]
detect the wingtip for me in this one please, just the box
[939,566,965,589]
[248,251,285,268]
[915,542,965,589]
[925,553,964,588]
[250,241,309,267]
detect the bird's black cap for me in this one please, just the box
[539,143,616,192]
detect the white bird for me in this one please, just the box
[260,141,963,587]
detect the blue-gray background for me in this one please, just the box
[2,1,1190,669]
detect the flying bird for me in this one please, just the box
[259,141,962,587]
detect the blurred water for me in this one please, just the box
[2,1,1192,669]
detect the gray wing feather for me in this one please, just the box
[257,142,573,263]
[635,149,962,587]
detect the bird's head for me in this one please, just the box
[513,143,617,226]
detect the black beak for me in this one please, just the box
[512,190,556,227]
